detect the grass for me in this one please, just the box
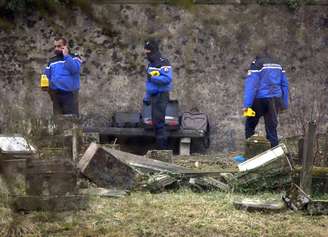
[0,152,327,236]
[1,190,327,237]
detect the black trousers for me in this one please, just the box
[151,92,169,149]
[49,90,79,116]
[245,97,281,147]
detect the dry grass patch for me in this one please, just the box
[0,190,326,236]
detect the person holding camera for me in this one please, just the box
[43,37,82,115]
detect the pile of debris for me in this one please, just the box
[78,143,293,194]
[1,124,327,216]
[78,141,328,215]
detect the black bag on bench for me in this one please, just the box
[112,112,141,128]
[181,112,208,131]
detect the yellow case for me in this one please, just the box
[40,74,49,89]
[243,108,256,117]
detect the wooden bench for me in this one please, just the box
[82,127,207,155]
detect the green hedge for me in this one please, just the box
[0,0,94,15]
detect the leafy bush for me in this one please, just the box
[167,0,194,9]
[0,0,93,17]
[256,0,312,9]
[286,0,302,9]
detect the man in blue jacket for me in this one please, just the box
[44,37,82,115]
[143,39,173,149]
[243,54,289,147]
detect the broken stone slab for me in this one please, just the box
[238,144,292,172]
[232,144,293,192]
[0,159,26,195]
[232,168,292,193]
[145,150,173,163]
[78,143,139,189]
[26,158,78,196]
[78,143,193,190]
[13,195,89,212]
[282,184,311,211]
[307,200,328,215]
[0,135,37,196]
[102,146,192,174]
[233,198,287,212]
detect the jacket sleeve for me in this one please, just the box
[64,55,81,74]
[244,71,260,108]
[281,71,289,109]
[143,91,151,102]
[43,65,51,80]
[150,66,172,85]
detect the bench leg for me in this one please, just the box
[179,137,191,156]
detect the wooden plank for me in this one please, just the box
[300,121,316,195]
[83,127,205,138]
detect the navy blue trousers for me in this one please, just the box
[245,98,281,147]
[50,90,79,116]
[151,92,169,149]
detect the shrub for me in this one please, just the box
[167,0,194,9]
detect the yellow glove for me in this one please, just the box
[149,70,160,77]
[243,108,256,117]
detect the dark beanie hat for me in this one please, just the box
[144,39,159,52]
